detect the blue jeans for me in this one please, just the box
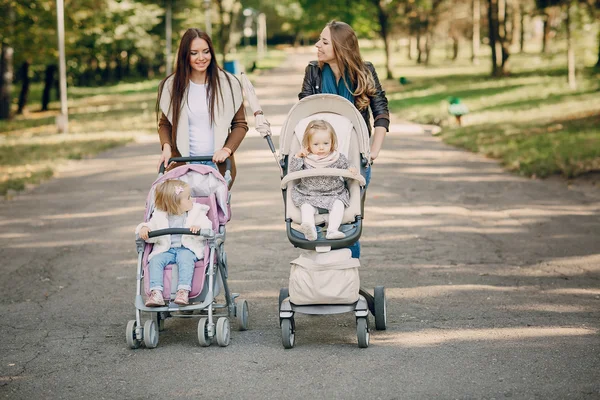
[191,160,217,170]
[349,165,371,258]
[149,247,197,292]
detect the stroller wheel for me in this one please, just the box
[236,299,249,331]
[278,288,289,312]
[281,318,295,349]
[197,318,212,347]
[216,317,231,347]
[143,320,159,349]
[374,286,387,331]
[126,320,142,349]
[356,317,369,348]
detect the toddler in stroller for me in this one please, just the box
[276,94,387,348]
[289,119,358,241]
[126,159,249,349]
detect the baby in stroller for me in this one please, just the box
[136,179,212,307]
[289,119,358,241]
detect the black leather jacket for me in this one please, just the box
[299,61,390,135]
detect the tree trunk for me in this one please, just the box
[499,0,511,73]
[41,65,57,111]
[407,36,413,60]
[372,0,393,79]
[519,3,525,53]
[472,0,481,64]
[488,0,500,76]
[596,30,600,68]
[566,2,576,89]
[424,31,432,65]
[541,13,551,53]
[416,29,423,64]
[0,42,14,120]
[17,61,30,114]
[452,36,459,60]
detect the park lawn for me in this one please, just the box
[0,48,286,196]
[367,46,600,179]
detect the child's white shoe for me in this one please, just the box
[299,222,318,241]
[326,230,345,240]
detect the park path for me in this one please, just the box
[0,49,599,399]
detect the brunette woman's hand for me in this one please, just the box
[158,143,172,171]
[213,147,231,163]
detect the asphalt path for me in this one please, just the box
[1,50,599,399]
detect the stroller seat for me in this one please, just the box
[280,102,368,251]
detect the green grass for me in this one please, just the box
[363,41,600,179]
[0,168,54,196]
[0,139,132,166]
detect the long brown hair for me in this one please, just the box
[156,28,234,138]
[321,20,376,111]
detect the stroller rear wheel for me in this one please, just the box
[281,318,295,349]
[126,320,142,349]
[197,318,212,347]
[151,312,166,332]
[236,299,249,331]
[374,286,387,331]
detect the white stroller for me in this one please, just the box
[275,94,387,348]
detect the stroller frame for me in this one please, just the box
[126,157,249,349]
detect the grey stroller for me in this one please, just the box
[126,158,249,349]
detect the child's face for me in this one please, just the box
[308,129,333,157]
[179,186,193,213]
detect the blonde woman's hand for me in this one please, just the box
[158,143,172,171]
[348,167,358,176]
[213,147,231,163]
[139,226,150,241]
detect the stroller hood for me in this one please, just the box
[143,164,230,223]
[279,94,370,159]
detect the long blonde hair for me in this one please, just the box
[302,120,338,153]
[322,20,376,111]
[154,180,189,215]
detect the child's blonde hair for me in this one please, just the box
[301,119,338,153]
[154,179,189,215]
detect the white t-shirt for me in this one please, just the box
[188,81,214,156]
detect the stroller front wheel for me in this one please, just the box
[126,320,142,349]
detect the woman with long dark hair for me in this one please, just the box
[156,28,248,185]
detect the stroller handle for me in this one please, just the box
[147,228,214,239]
[158,156,232,175]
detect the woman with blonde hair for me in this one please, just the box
[299,20,390,165]
[299,20,390,258]
[156,28,248,185]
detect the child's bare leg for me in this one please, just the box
[326,200,346,239]
[300,203,318,241]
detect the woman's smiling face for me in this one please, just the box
[316,26,335,64]
[189,38,212,75]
